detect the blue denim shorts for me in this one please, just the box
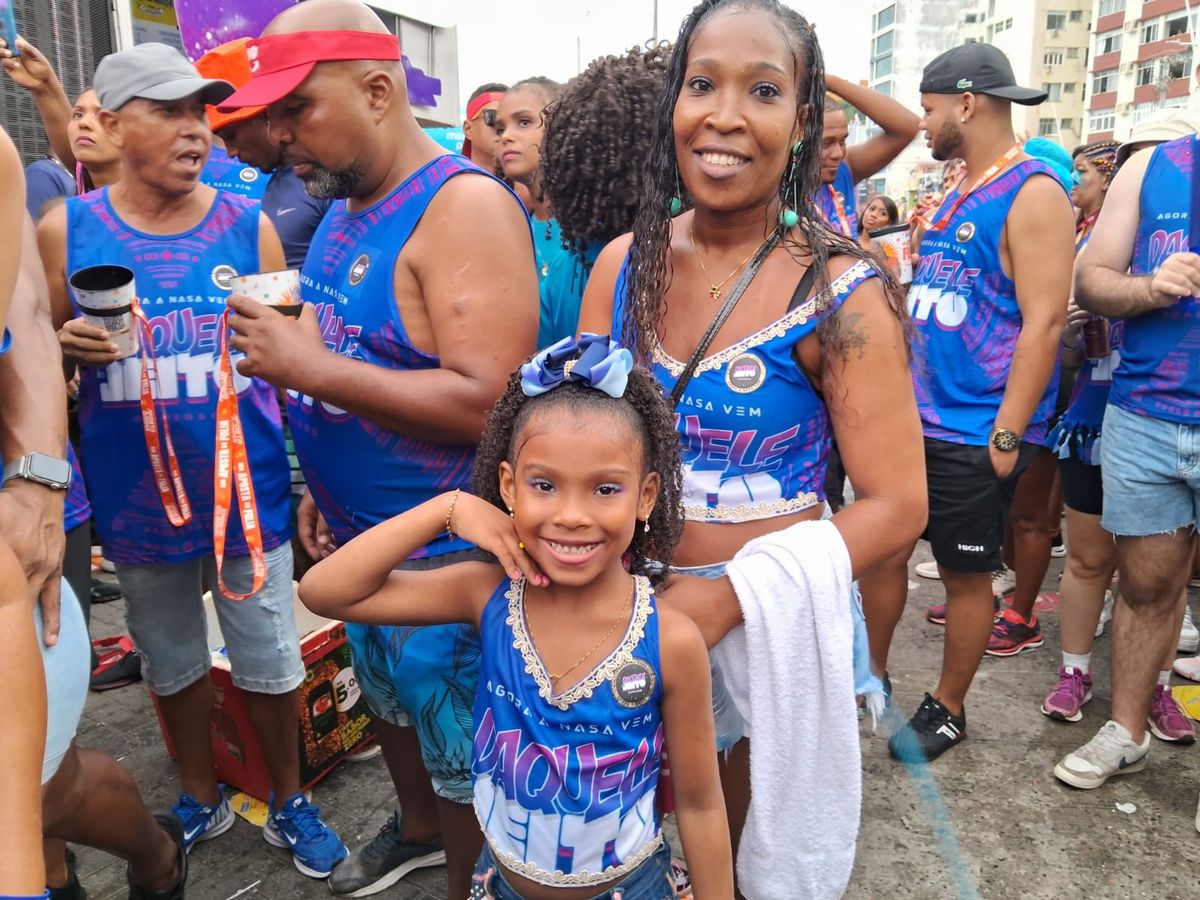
[470,839,675,899]
[1100,403,1200,537]
[116,543,304,696]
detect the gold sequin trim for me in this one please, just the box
[479,826,664,887]
[683,491,822,522]
[506,576,654,712]
[655,259,874,378]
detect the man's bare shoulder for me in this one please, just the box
[416,168,528,233]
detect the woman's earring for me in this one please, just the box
[668,167,684,215]
[779,141,803,228]
[643,520,651,534]
[508,508,514,518]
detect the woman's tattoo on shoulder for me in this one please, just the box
[838,310,870,361]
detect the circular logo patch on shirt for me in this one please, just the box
[239,167,259,184]
[725,352,766,394]
[211,264,237,291]
[955,222,976,243]
[611,659,656,708]
[349,254,371,286]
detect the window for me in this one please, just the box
[1043,82,1062,101]
[1047,12,1067,30]
[1096,29,1121,55]
[872,53,893,79]
[1136,60,1156,87]
[964,13,979,24]
[1167,15,1188,37]
[1069,10,1083,22]
[1060,117,1074,131]
[1067,47,1080,59]
[994,19,1007,33]
[875,4,895,31]
[1089,109,1116,133]
[1132,101,1158,124]
[1097,0,1125,14]
[875,80,892,97]
[1044,49,1064,65]
[1038,118,1057,136]
[874,30,894,55]
[1006,18,1013,28]
[1142,22,1160,44]
[1064,82,1076,93]
[1166,51,1193,81]
[1092,68,1117,93]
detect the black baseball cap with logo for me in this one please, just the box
[920,43,1048,106]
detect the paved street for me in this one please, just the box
[73,547,1200,899]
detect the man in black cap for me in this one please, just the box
[859,42,1074,762]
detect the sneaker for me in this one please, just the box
[1053,720,1150,789]
[1148,684,1196,744]
[915,560,941,580]
[1050,534,1067,558]
[49,848,87,900]
[986,609,1044,657]
[926,593,1001,627]
[1094,590,1114,638]
[1174,655,1200,682]
[991,566,1016,598]
[264,792,348,879]
[172,789,234,851]
[128,811,187,900]
[327,812,445,897]
[1041,666,1093,722]
[1179,605,1199,654]
[888,693,966,763]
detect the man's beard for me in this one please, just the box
[930,120,964,163]
[299,161,367,199]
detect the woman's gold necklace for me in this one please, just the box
[690,226,759,301]
[539,579,634,684]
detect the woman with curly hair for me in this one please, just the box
[538,44,671,346]
[577,0,926,879]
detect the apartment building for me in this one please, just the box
[1085,0,1195,141]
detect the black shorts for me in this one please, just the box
[922,437,1036,573]
[1058,450,1103,516]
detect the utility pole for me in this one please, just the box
[653,0,659,42]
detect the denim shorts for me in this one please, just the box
[116,543,304,696]
[346,548,487,803]
[41,580,90,783]
[470,838,675,899]
[1100,403,1200,537]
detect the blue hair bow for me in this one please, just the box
[520,333,634,400]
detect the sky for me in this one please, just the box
[448,0,873,110]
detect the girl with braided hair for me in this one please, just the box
[577,0,925,879]
[537,44,671,346]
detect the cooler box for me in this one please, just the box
[152,589,375,800]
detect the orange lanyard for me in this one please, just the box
[824,185,853,237]
[131,301,192,527]
[213,310,267,601]
[916,145,1023,233]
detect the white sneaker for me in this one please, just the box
[991,566,1016,598]
[1053,720,1150,790]
[1179,605,1199,654]
[914,560,940,580]
[1095,590,1114,638]
[1050,536,1067,558]
[1173,655,1200,682]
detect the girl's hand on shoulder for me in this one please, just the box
[448,493,548,586]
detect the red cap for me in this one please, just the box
[218,30,401,110]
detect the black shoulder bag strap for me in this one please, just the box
[669,231,782,408]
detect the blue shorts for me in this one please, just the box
[41,580,90,783]
[1101,403,1200,537]
[115,543,304,696]
[471,838,674,899]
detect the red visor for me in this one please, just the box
[218,30,400,110]
[466,91,504,122]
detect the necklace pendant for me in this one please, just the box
[709,286,722,301]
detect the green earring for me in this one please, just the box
[667,167,684,215]
[778,141,803,228]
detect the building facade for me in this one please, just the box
[1085,0,1195,142]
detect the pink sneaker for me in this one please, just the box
[1148,684,1196,744]
[1041,666,1093,722]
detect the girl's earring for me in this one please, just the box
[643,519,650,534]
[508,508,514,518]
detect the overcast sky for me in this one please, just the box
[450,0,872,105]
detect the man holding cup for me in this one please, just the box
[35,43,347,877]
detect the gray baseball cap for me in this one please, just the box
[94,43,235,111]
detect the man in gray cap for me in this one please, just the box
[36,42,348,879]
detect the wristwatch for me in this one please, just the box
[990,429,1021,453]
[2,452,72,491]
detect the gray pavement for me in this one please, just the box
[74,547,1200,899]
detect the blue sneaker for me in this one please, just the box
[171,788,234,851]
[264,792,348,878]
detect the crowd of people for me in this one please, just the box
[2,0,1200,897]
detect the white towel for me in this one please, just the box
[711,519,860,900]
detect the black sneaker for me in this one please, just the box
[888,693,966,763]
[327,812,445,897]
[50,848,87,900]
[128,812,187,900]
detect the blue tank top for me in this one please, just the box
[816,161,859,240]
[473,575,663,887]
[909,158,1064,446]
[63,442,90,532]
[615,258,876,522]
[200,146,270,200]
[66,188,291,565]
[1113,135,1200,423]
[534,216,570,282]
[290,154,526,551]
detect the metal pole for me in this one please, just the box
[653,0,659,42]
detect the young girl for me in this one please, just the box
[301,334,733,899]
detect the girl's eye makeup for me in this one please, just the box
[752,82,782,99]
[596,483,623,497]
[529,478,554,492]
[685,76,713,92]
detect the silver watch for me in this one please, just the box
[2,452,72,491]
